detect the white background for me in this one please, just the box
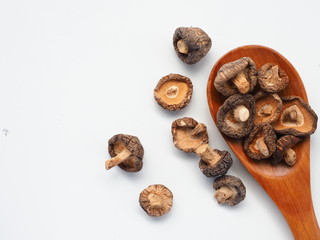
[0,0,320,239]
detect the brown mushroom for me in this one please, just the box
[273,96,318,136]
[216,94,256,138]
[214,57,257,96]
[254,91,283,124]
[171,117,209,153]
[154,73,193,111]
[272,135,300,166]
[139,184,173,217]
[258,63,289,93]
[106,134,144,172]
[213,175,246,206]
[173,27,212,64]
[244,123,277,160]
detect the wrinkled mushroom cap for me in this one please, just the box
[272,135,300,165]
[213,175,246,206]
[258,63,289,93]
[244,123,277,160]
[173,27,212,64]
[154,73,193,111]
[214,57,257,96]
[273,96,318,136]
[139,184,173,217]
[108,134,144,172]
[199,149,233,177]
[216,94,256,138]
[171,117,209,153]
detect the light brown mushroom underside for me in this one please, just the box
[155,80,189,105]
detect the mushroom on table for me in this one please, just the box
[272,135,300,166]
[258,63,289,93]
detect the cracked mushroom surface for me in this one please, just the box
[173,27,212,64]
[214,57,257,96]
[106,134,144,172]
[244,123,277,160]
[216,94,256,138]
[258,63,289,93]
[154,73,193,111]
[139,184,173,217]
[171,117,209,153]
[273,96,318,136]
[272,135,300,166]
[213,175,246,206]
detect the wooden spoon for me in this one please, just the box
[207,45,320,239]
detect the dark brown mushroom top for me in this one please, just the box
[244,123,277,160]
[258,63,289,93]
[272,96,318,136]
[139,184,173,217]
[154,73,193,111]
[213,175,246,206]
[216,94,255,138]
[196,144,233,177]
[173,27,212,64]
[254,91,283,124]
[106,134,144,172]
[214,57,257,96]
[171,117,209,153]
[272,135,300,166]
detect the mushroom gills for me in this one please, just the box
[156,81,189,105]
[105,143,132,170]
[232,71,250,94]
[214,186,237,204]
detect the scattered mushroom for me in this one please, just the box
[254,91,283,124]
[173,27,212,64]
[258,63,289,93]
[272,135,300,166]
[273,96,318,136]
[154,73,193,111]
[244,123,277,160]
[106,134,144,172]
[139,184,173,217]
[214,57,257,96]
[213,175,246,206]
[216,94,256,138]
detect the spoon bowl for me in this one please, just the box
[207,45,320,239]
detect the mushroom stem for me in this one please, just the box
[232,72,250,94]
[105,148,132,170]
[195,144,221,166]
[266,65,279,81]
[254,137,269,157]
[177,39,188,54]
[190,123,207,137]
[284,148,296,166]
[289,110,298,121]
[233,105,250,122]
[260,104,273,116]
[214,186,236,204]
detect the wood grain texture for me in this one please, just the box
[207,45,320,239]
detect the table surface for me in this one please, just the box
[1,0,319,239]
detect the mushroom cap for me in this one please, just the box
[214,57,257,96]
[154,73,193,111]
[254,91,283,124]
[244,123,277,160]
[199,149,233,177]
[139,184,173,217]
[108,134,144,172]
[213,175,246,206]
[258,63,289,93]
[171,117,209,153]
[272,96,318,136]
[272,135,300,165]
[216,94,256,138]
[173,27,212,64]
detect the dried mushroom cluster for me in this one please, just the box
[214,58,318,166]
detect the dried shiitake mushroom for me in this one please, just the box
[216,94,255,138]
[139,184,173,217]
[106,134,144,172]
[254,91,283,124]
[273,96,318,136]
[258,63,289,93]
[214,57,257,96]
[171,117,209,153]
[173,27,212,64]
[154,73,193,111]
[213,175,246,206]
[244,123,277,160]
[272,135,300,166]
